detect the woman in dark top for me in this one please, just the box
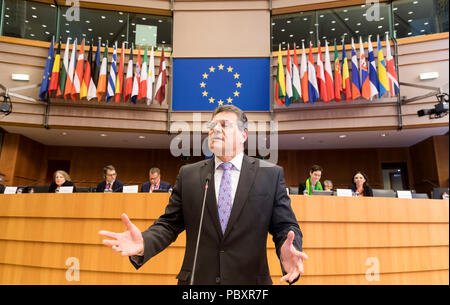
[349,171,373,197]
[49,170,77,193]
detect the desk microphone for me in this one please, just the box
[190,173,211,285]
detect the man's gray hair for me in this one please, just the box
[211,105,248,130]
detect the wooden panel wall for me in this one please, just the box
[0,194,448,285]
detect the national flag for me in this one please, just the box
[154,47,167,105]
[96,41,108,101]
[367,35,379,100]
[87,41,98,101]
[131,45,141,104]
[80,42,92,100]
[64,38,77,100]
[316,41,328,102]
[124,45,133,103]
[334,40,342,102]
[146,46,155,105]
[48,38,60,96]
[284,44,293,106]
[91,40,101,96]
[359,36,370,100]
[342,40,351,102]
[351,38,361,100]
[275,44,286,106]
[71,38,85,101]
[377,35,389,98]
[38,37,54,100]
[115,42,125,103]
[106,41,117,102]
[324,40,334,102]
[292,43,302,102]
[300,42,309,103]
[140,47,148,102]
[385,34,399,97]
[307,42,319,103]
[57,37,70,97]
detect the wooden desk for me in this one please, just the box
[0,193,448,284]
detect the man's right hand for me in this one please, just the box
[98,213,144,257]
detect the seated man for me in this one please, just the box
[0,172,5,194]
[141,167,172,193]
[96,165,124,193]
[299,165,323,195]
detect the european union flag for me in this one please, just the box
[39,38,54,101]
[172,58,270,111]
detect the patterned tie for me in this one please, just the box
[217,162,234,234]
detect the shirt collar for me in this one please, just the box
[215,151,244,171]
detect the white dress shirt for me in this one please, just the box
[214,152,244,207]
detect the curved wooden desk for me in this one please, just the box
[0,193,448,284]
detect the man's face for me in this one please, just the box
[0,175,4,184]
[105,170,117,183]
[310,170,322,185]
[150,172,160,186]
[208,111,247,159]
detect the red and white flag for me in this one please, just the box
[71,38,85,101]
[324,40,335,102]
[154,47,167,105]
[64,38,77,100]
[316,41,328,102]
[124,45,133,103]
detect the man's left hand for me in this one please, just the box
[280,230,308,284]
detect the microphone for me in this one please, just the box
[190,173,212,285]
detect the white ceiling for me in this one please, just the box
[1,125,448,150]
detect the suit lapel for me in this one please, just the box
[200,158,223,238]
[223,155,257,240]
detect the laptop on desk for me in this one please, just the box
[311,190,334,196]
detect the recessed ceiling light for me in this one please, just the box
[408,19,413,22]
[85,20,90,23]
[119,19,123,23]
[421,29,425,32]
[66,30,70,33]
[343,9,348,12]
[339,135,347,138]
[25,20,29,23]
[138,136,145,139]
[45,31,50,35]
[303,18,308,21]
[272,22,275,26]
[300,136,305,140]
[32,15,37,18]
[331,28,335,31]
[395,23,399,26]
[281,28,285,32]
[344,18,349,21]
[109,33,114,35]
[331,20,336,24]
[61,132,67,136]
[408,11,413,14]
[282,41,286,44]
[88,28,92,31]
[119,11,124,15]
[289,34,294,37]
[378,25,383,29]
[4,14,9,18]
[355,30,359,34]
[381,133,387,137]
[158,19,163,23]
[31,6,36,10]
[309,31,314,34]
[424,22,429,25]
[319,15,324,18]
[42,24,47,28]
[357,22,361,26]
[286,20,291,24]
[413,1,418,4]
[393,7,398,11]
[408,32,412,35]
[30,34,35,37]
[162,40,166,43]
[100,134,107,137]
[142,17,147,21]
[101,16,106,19]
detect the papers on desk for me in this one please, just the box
[336,189,353,197]
[58,186,74,193]
[123,185,138,193]
[3,187,18,194]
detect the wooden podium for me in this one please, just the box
[0,193,448,284]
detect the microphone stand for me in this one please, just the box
[190,173,211,285]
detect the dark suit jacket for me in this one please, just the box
[49,181,77,193]
[349,183,374,197]
[130,155,303,285]
[96,180,124,193]
[140,180,172,193]
[0,184,5,194]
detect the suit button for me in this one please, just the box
[216,277,220,284]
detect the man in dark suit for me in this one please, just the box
[96,165,124,193]
[0,172,5,194]
[141,168,172,193]
[99,105,307,285]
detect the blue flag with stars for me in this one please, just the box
[172,58,270,111]
[39,38,54,100]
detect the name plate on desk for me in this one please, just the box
[123,185,138,193]
[4,187,18,194]
[336,189,353,197]
[397,190,412,199]
[58,186,74,193]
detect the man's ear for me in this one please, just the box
[241,129,248,143]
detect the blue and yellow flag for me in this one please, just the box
[39,38,54,100]
[172,58,270,111]
[377,35,389,98]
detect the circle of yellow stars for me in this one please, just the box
[200,64,243,106]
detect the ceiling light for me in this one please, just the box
[85,20,90,23]
[355,30,359,34]
[357,22,361,26]
[413,1,418,3]
[61,132,67,136]
[303,18,308,21]
[42,24,47,28]
[162,40,166,43]
[420,29,425,32]
[331,20,336,24]
[408,32,412,35]
[45,31,50,35]
[309,31,313,34]
[32,15,37,18]
[339,135,347,138]
[424,22,429,25]
[272,22,275,26]
[300,136,305,140]
[142,17,147,21]
[100,134,107,137]
[158,19,163,23]
[331,28,335,31]
[119,19,123,23]
[88,28,92,31]
[381,133,386,137]
[408,11,413,14]
[408,19,413,22]
[393,7,398,11]
[378,25,383,28]
[343,9,348,12]
[281,28,285,32]
[138,136,145,139]
[344,18,349,21]
[319,15,324,18]
[31,6,36,10]
[66,30,70,33]
[30,34,35,37]
[289,34,294,37]
[101,16,106,19]
[119,11,124,15]
[286,20,291,24]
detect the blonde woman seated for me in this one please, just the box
[48,170,77,193]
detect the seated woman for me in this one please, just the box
[299,165,323,195]
[349,171,373,197]
[323,179,334,191]
[49,170,77,193]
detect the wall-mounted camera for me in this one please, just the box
[417,93,449,119]
[0,95,12,115]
